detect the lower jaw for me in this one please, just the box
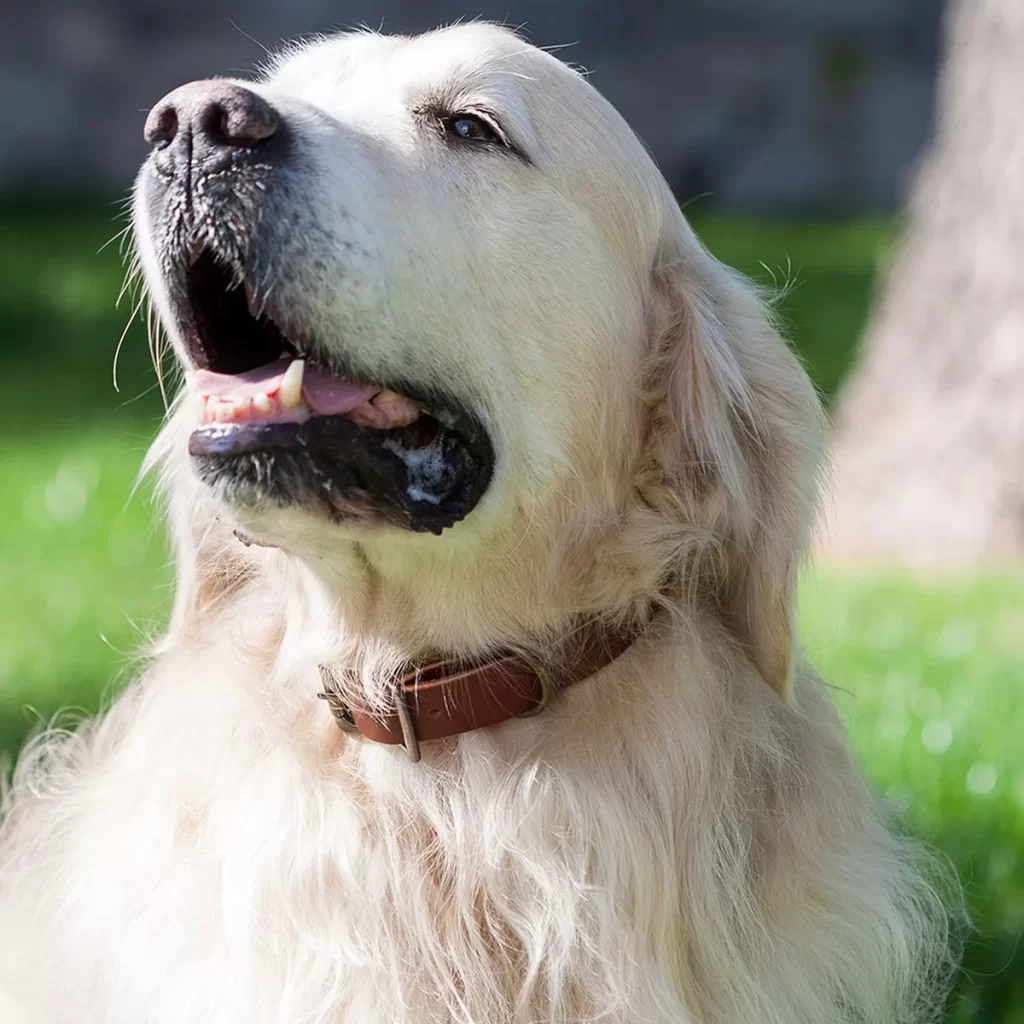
[188,410,493,535]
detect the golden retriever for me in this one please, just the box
[0,24,954,1024]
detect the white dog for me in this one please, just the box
[0,25,954,1024]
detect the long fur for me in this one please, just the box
[0,24,956,1024]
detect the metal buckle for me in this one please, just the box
[320,686,421,763]
[516,663,554,719]
[393,685,421,763]
[318,689,359,732]
[320,662,421,762]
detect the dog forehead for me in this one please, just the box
[264,24,664,261]
[267,26,549,107]
[265,27,601,156]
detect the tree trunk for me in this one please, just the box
[821,0,1024,564]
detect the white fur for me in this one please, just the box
[0,25,956,1024]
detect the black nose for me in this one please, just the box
[144,81,278,155]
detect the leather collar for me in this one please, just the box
[318,619,645,762]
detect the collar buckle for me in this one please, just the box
[319,683,421,762]
[516,662,553,718]
[317,688,359,731]
[393,683,422,763]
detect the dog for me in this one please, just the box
[0,24,954,1024]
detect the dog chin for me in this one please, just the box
[188,403,495,536]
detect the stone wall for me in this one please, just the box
[0,0,945,208]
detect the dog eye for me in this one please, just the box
[443,113,503,146]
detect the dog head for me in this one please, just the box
[134,25,821,697]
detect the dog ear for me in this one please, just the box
[648,221,823,700]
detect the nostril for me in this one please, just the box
[198,101,230,146]
[144,103,179,147]
[212,91,278,147]
[143,81,279,157]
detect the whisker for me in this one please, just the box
[98,223,132,255]
[116,254,143,309]
[146,293,174,411]
[112,291,146,393]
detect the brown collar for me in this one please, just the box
[318,620,644,762]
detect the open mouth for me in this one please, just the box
[180,251,493,534]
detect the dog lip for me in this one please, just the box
[187,396,488,466]
[187,406,495,535]
[188,420,305,457]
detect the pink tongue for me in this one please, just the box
[192,359,379,416]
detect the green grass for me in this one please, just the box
[804,572,1024,1022]
[1,200,1022,1020]
[693,213,895,400]
[0,200,170,755]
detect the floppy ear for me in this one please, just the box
[648,224,823,700]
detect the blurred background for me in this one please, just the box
[1,1,1022,1020]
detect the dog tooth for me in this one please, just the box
[252,392,272,414]
[214,400,234,422]
[233,396,251,414]
[279,359,305,408]
[369,389,420,427]
[348,401,379,427]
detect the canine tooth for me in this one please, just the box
[252,392,272,414]
[279,359,305,408]
[214,400,234,422]
[372,389,404,405]
[233,396,251,414]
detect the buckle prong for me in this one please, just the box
[394,685,421,763]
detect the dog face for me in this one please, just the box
[135,25,821,696]
[134,26,660,538]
